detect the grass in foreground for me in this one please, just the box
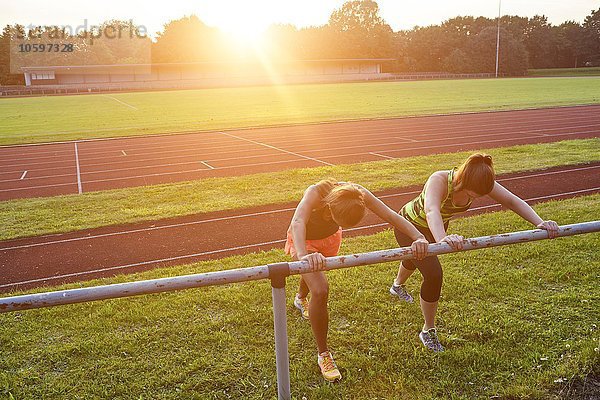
[0,77,599,145]
[1,138,598,241]
[528,67,600,77]
[0,195,598,399]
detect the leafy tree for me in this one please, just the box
[0,25,28,85]
[442,48,470,73]
[152,15,223,62]
[499,15,531,40]
[582,8,600,65]
[3,19,150,80]
[467,27,528,75]
[295,26,336,59]
[90,20,151,64]
[0,26,18,85]
[441,16,490,45]
[556,21,585,67]
[329,0,387,32]
[327,0,394,58]
[402,25,456,71]
[522,15,561,68]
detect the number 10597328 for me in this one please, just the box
[18,43,74,52]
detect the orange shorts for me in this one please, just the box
[285,228,343,259]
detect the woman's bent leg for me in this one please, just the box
[394,261,416,286]
[416,255,443,330]
[420,297,439,331]
[301,271,330,353]
[298,276,309,299]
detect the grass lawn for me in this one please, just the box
[0,195,598,399]
[528,67,600,77]
[1,139,598,241]
[0,77,599,145]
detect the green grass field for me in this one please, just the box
[0,77,599,145]
[1,195,598,399]
[528,67,600,77]
[1,139,598,240]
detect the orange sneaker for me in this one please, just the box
[318,351,342,382]
[294,294,309,320]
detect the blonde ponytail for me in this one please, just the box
[322,181,366,227]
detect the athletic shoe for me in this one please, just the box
[294,294,309,320]
[419,328,444,352]
[389,284,414,303]
[318,351,342,382]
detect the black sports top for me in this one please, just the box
[305,205,340,240]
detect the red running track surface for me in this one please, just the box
[0,105,599,200]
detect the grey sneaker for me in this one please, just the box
[419,328,444,352]
[389,284,414,303]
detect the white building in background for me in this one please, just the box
[20,59,394,90]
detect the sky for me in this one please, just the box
[2,0,598,40]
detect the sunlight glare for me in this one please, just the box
[209,5,271,48]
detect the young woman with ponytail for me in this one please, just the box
[286,178,429,381]
[390,153,559,352]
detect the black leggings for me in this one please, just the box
[394,223,445,303]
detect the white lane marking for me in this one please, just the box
[495,166,600,182]
[20,171,28,180]
[319,130,599,161]
[0,158,310,192]
[1,136,598,193]
[2,165,598,252]
[3,125,596,182]
[200,161,215,170]
[0,239,286,289]
[0,104,597,149]
[0,180,86,192]
[74,142,82,194]
[0,208,296,251]
[394,137,419,143]
[299,128,600,158]
[369,152,395,160]
[121,150,127,156]
[527,133,552,137]
[103,95,138,110]
[220,131,334,166]
[3,114,598,164]
[2,187,597,289]
[2,121,598,172]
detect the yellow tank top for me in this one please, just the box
[400,168,472,228]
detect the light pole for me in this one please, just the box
[495,0,502,78]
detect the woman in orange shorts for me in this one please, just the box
[285,178,429,381]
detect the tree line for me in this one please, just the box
[0,20,150,85]
[1,1,599,85]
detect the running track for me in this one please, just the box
[1,163,599,292]
[1,105,599,200]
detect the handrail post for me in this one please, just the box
[268,262,291,400]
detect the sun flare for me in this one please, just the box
[213,15,268,48]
